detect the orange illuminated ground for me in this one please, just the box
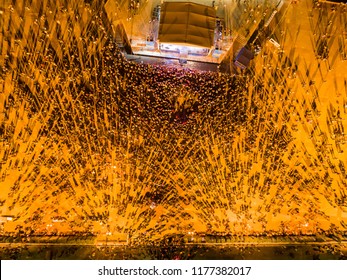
[0,0,346,243]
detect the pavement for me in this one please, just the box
[0,0,347,244]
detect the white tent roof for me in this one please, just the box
[158,2,216,48]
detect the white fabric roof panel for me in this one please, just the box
[158,2,216,48]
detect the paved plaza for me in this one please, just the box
[0,0,347,259]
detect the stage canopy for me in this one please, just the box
[158,2,216,48]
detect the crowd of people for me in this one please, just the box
[0,0,346,254]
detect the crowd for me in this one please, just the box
[0,0,346,252]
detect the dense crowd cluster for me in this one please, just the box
[0,0,347,250]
